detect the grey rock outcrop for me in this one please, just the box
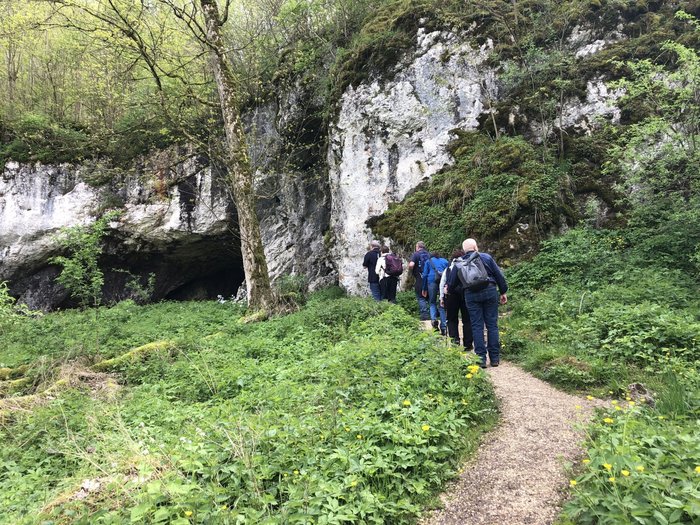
[328,29,497,295]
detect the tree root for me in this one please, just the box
[92,341,176,372]
[0,364,29,380]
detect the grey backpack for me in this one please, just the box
[454,252,490,291]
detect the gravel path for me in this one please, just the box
[423,361,602,525]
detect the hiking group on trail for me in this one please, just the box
[363,238,508,368]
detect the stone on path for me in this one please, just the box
[424,362,601,525]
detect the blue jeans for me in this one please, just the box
[414,278,430,320]
[428,281,446,331]
[465,285,500,364]
[369,282,381,301]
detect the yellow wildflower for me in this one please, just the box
[569,480,577,487]
[337,408,343,414]
[345,427,350,432]
[293,470,299,475]
[628,401,636,406]
[603,418,614,424]
[582,459,591,465]
[695,466,700,474]
[185,511,193,517]
[350,480,358,487]
[608,477,616,483]
[621,470,630,477]
[356,434,363,440]
[575,405,582,410]
[422,424,431,432]
[636,465,645,472]
[603,463,612,471]
[586,395,595,401]
[466,373,473,379]
[611,400,618,405]
[403,400,411,407]
[615,406,622,411]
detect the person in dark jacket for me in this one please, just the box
[447,238,508,367]
[440,248,473,350]
[362,240,382,301]
[408,241,430,321]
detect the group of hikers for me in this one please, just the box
[362,239,508,368]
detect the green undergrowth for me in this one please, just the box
[0,292,496,524]
[499,206,700,523]
[370,132,576,261]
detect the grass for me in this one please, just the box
[0,292,496,524]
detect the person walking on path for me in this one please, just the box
[362,240,382,301]
[375,245,399,303]
[447,238,507,367]
[422,251,449,334]
[408,242,431,321]
[440,248,473,350]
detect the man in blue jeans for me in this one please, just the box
[459,238,508,368]
[362,240,382,301]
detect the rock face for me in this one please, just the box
[328,30,497,295]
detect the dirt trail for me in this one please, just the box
[424,361,602,525]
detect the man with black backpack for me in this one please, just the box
[362,240,382,301]
[446,238,508,368]
[408,241,431,321]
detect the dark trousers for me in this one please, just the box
[380,277,398,303]
[445,291,473,349]
[465,285,500,364]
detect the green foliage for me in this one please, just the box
[0,282,40,336]
[0,113,90,164]
[371,133,574,257]
[562,400,700,524]
[0,297,496,524]
[51,211,120,309]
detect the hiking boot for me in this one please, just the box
[431,320,439,331]
[491,361,500,367]
[479,360,487,369]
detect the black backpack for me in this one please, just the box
[385,254,404,276]
[416,251,430,274]
[454,252,490,291]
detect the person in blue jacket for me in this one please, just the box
[421,251,449,334]
[446,238,508,367]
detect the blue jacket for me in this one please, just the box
[422,257,449,291]
[446,251,508,295]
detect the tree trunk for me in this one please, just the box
[199,0,274,311]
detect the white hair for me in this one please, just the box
[462,238,478,251]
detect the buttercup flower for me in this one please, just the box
[603,418,614,424]
[603,463,612,471]
[586,395,595,401]
[621,470,630,477]
[356,434,363,440]
[403,400,411,407]
[636,465,645,472]
[466,373,473,379]
[569,480,577,487]
[608,476,616,483]
[422,424,431,432]
[582,459,591,465]
[185,511,193,517]
[695,466,700,474]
